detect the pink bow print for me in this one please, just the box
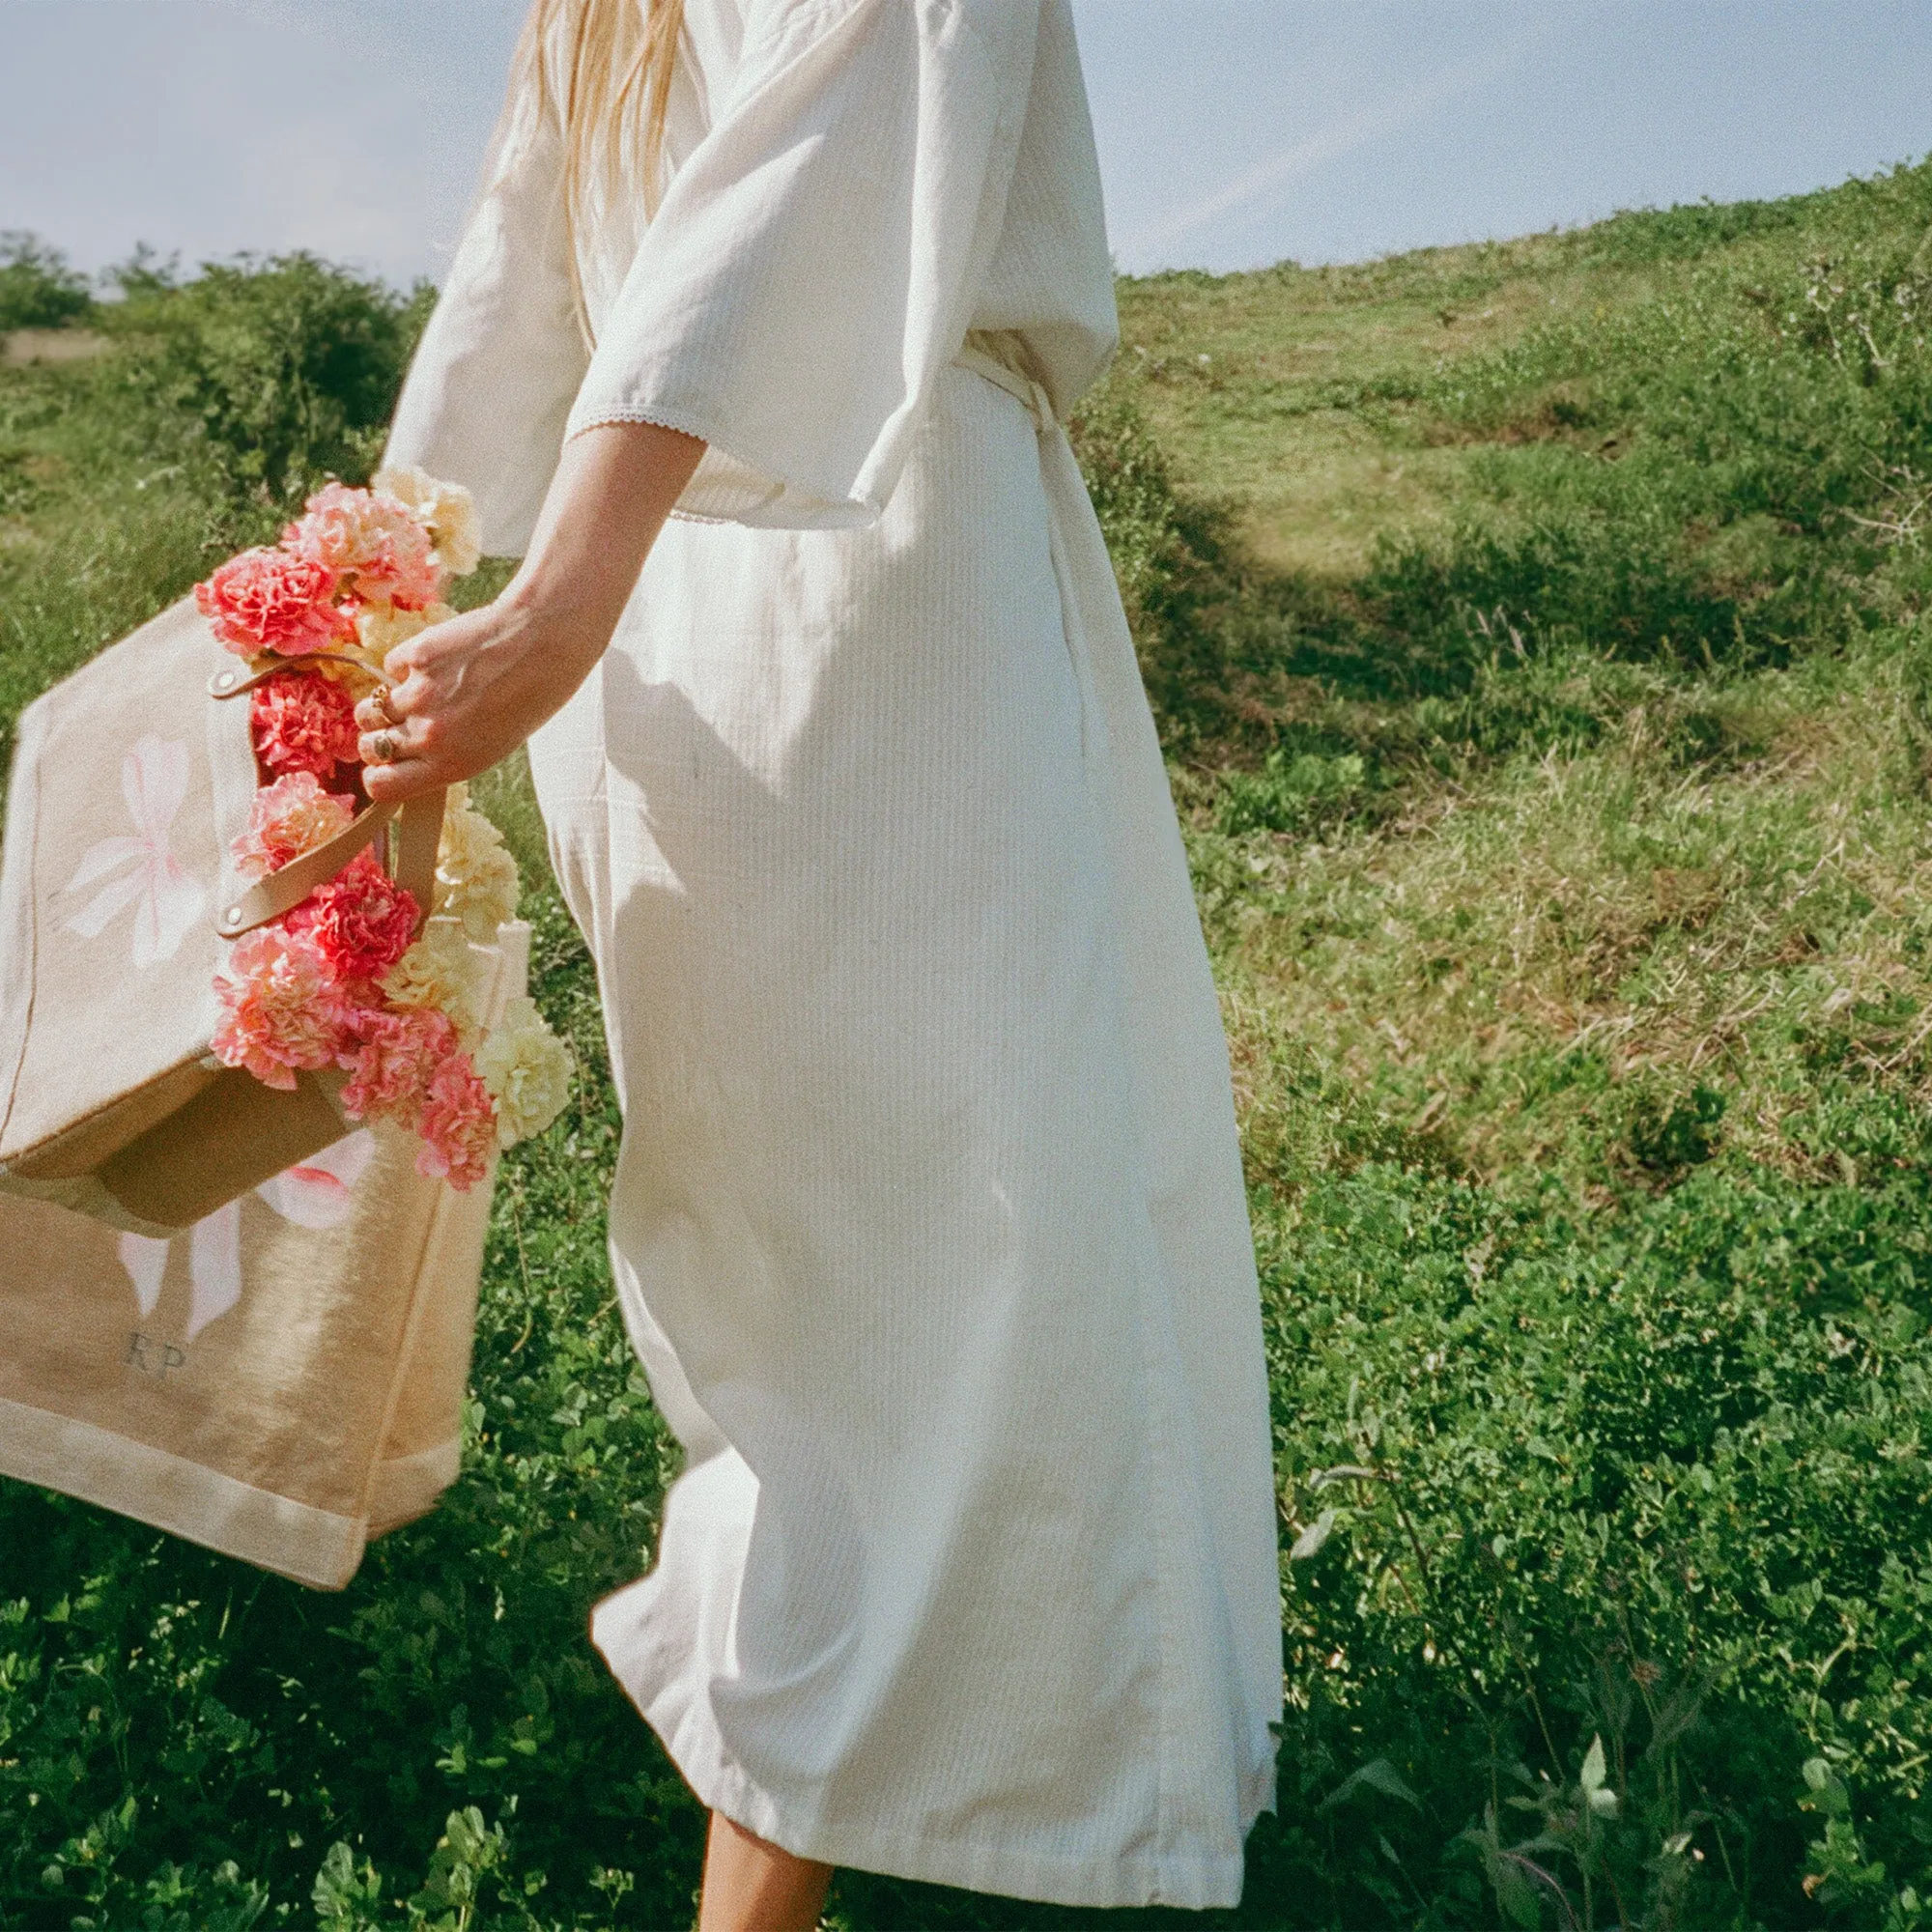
[118,1130,377,1342]
[64,735,208,969]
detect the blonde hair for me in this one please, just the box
[512,0,687,346]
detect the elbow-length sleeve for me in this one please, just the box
[567,0,1042,528]
[383,97,591,557]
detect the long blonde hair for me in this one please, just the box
[512,0,687,345]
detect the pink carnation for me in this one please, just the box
[414,1052,497,1190]
[284,848,419,981]
[284,483,443,611]
[232,772,355,881]
[211,925,355,1090]
[195,547,354,658]
[338,1003,458,1129]
[251,668,361,780]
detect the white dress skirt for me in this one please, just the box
[384,0,1281,1909]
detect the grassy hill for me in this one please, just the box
[7,162,1932,1927]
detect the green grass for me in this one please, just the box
[10,156,1932,1925]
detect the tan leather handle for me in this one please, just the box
[215,791,446,939]
[209,660,445,939]
[392,787,444,915]
[208,653,383,702]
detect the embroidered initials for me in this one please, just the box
[125,1332,186,1378]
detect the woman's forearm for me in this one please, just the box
[505,418,709,653]
[355,419,707,800]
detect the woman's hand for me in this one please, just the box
[355,597,604,803]
[356,417,707,802]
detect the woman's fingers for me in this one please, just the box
[360,718,444,802]
[352,636,456,791]
[353,686,402,734]
[359,721,411,765]
[363,754,440,805]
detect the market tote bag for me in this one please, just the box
[0,921,529,1589]
[0,593,443,1236]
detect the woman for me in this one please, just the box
[363,0,1280,1924]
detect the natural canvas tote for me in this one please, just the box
[0,594,442,1236]
[0,923,528,1588]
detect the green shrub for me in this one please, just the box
[1575,194,1806,268]
[1216,749,1367,837]
[99,254,434,507]
[0,232,93,332]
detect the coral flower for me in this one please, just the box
[211,926,355,1090]
[231,772,355,880]
[284,483,443,611]
[250,669,361,780]
[414,1052,498,1190]
[195,548,354,658]
[338,1004,458,1129]
[284,848,419,981]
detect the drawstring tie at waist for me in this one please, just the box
[952,330,1096,756]
[955,329,1058,437]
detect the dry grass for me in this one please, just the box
[1195,638,1932,1196]
[1113,238,1668,580]
[3,327,108,365]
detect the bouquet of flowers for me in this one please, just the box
[192,468,571,1189]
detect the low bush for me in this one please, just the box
[98,253,435,507]
[0,232,93,333]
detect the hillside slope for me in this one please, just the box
[4,165,1932,1928]
[1092,159,1932,1932]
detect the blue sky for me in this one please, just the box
[3,1,1928,287]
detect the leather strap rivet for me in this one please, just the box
[221,907,243,930]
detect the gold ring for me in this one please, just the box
[375,684,402,724]
[370,729,402,765]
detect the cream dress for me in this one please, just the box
[384,0,1280,1908]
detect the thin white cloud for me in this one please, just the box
[1121,28,1550,264]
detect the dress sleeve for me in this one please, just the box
[382,94,591,558]
[567,0,1042,528]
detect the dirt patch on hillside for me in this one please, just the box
[4,329,108,366]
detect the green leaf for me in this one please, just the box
[1321,1756,1423,1813]
[1494,1853,1544,1929]
[311,1840,382,1929]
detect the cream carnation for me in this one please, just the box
[475,996,574,1147]
[434,796,520,941]
[382,918,486,1043]
[373,466,482,577]
[355,599,455,662]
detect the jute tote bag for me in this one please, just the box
[0,921,529,1589]
[0,594,443,1236]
